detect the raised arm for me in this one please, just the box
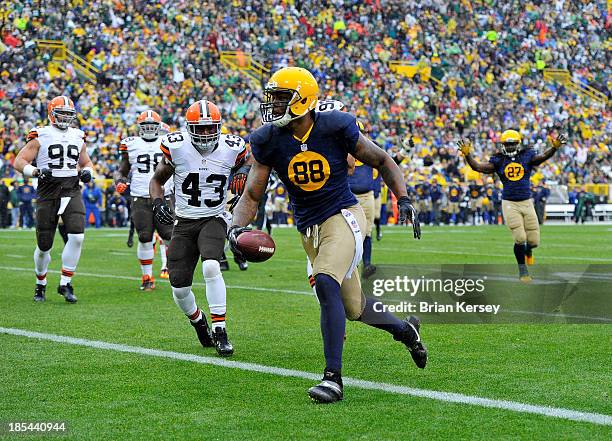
[457,139,496,174]
[531,134,566,166]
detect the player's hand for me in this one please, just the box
[400,135,415,155]
[35,168,52,181]
[551,134,567,149]
[397,196,421,239]
[227,225,251,259]
[457,139,472,156]
[152,198,174,225]
[115,179,128,194]
[79,168,92,183]
[229,173,247,196]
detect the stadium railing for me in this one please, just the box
[543,68,608,106]
[35,40,100,83]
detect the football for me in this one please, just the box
[235,230,276,262]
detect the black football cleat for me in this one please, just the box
[58,283,77,303]
[219,253,229,271]
[191,317,214,348]
[376,230,382,241]
[212,327,234,356]
[362,264,377,279]
[394,316,428,369]
[140,275,155,291]
[308,370,343,404]
[34,284,46,302]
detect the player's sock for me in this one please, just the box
[60,233,84,286]
[483,212,489,224]
[159,240,168,270]
[203,260,227,330]
[314,273,346,372]
[374,218,380,237]
[513,242,526,265]
[306,258,317,297]
[172,285,199,318]
[137,241,154,277]
[525,243,533,258]
[359,297,407,335]
[363,236,372,267]
[451,213,456,224]
[34,247,51,286]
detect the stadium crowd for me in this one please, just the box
[0,0,609,224]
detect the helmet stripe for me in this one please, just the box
[200,100,207,119]
[63,96,69,106]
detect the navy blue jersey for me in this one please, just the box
[415,183,430,200]
[372,170,382,197]
[249,110,359,232]
[489,149,536,201]
[448,185,462,202]
[468,184,482,199]
[349,160,374,194]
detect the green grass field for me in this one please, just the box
[0,225,610,440]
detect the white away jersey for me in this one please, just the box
[119,136,170,197]
[160,132,247,219]
[28,125,85,178]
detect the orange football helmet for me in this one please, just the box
[47,96,76,130]
[136,110,162,141]
[185,100,222,154]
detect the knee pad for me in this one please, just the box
[36,229,55,252]
[67,233,85,246]
[344,293,366,321]
[511,228,527,244]
[202,259,221,280]
[137,230,153,243]
[171,285,192,300]
[526,230,540,248]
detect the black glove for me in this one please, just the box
[152,198,174,225]
[229,173,247,196]
[79,169,92,183]
[36,168,52,181]
[397,196,421,239]
[227,225,251,259]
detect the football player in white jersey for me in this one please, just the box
[150,100,247,356]
[115,110,174,291]
[13,96,94,303]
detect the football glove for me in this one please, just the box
[227,225,251,260]
[457,139,472,156]
[397,196,421,239]
[551,134,567,149]
[229,173,247,196]
[35,168,52,181]
[152,198,174,225]
[115,179,128,194]
[79,168,93,183]
[400,136,415,156]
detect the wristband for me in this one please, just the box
[23,164,37,178]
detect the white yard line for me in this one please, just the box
[0,326,609,426]
[0,266,313,296]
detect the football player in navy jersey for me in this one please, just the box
[458,130,566,281]
[229,67,425,404]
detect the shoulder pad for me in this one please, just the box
[316,99,344,113]
[27,126,46,141]
[163,131,188,149]
[222,134,246,151]
[249,124,274,146]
